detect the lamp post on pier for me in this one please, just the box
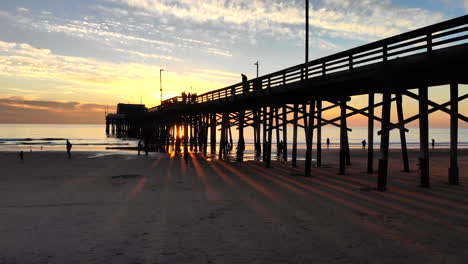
[306,0,309,63]
[160,69,164,105]
[254,61,259,78]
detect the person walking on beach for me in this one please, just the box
[432,139,435,149]
[278,140,283,158]
[326,138,330,149]
[66,140,72,159]
[362,139,366,149]
[137,141,143,156]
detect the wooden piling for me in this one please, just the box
[275,107,280,157]
[419,86,430,188]
[316,100,322,167]
[183,117,189,161]
[282,105,288,161]
[262,107,268,162]
[266,107,274,168]
[378,90,392,191]
[396,93,410,172]
[367,93,374,173]
[292,104,299,167]
[449,83,459,185]
[210,113,217,155]
[237,110,245,162]
[305,100,315,177]
[339,99,347,175]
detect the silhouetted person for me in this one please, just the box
[278,140,283,157]
[66,140,72,159]
[227,143,232,154]
[362,139,366,149]
[326,138,330,149]
[432,139,435,149]
[137,141,143,156]
[182,92,187,103]
[241,74,248,94]
[19,151,24,161]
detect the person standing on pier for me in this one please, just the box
[326,138,330,149]
[241,74,248,94]
[66,140,72,159]
[432,139,435,149]
[362,140,366,149]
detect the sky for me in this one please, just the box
[0,0,466,124]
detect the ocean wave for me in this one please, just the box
[2,142,130,146]
[0,138,68,142]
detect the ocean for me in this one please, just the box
[0,124,467,154]
[0,124,137,152]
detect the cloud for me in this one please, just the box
[108,0,446,41]
[114,48,182,61]
[0,40,239,108]
[0,97,112,124]
[17,7,29,12]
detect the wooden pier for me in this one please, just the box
[107,15,468,191]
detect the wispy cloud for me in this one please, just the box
[114,48,182,61]
[108,0,446,41]
[0,97,111,124]
[0,40,237,107]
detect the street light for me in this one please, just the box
[254,61,259,78]
[160,69,164,105]
[305,0,309,63]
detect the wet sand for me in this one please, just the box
[0,149,467,263]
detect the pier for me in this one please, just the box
[107,15,468,191]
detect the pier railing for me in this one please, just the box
[192,15,467,104]
[147,15,467,112]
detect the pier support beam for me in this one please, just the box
[262,107,268,162]
[292,104,299,167]
[449,83,459,185]
[339,99,347,175]
[266,107,274,168]
[419,86,430,188]
[305,100,315,176]
[378,90,392,191]
[344,126,351,166]
[367,93,374,173]
[282,105,288,161]
[237,110,245,162]
[396,93,410,172]
[210,113,217,155]
[254,109,261,160]
[183,118,189,161]
[275,107,281,158]
[316,100,322,167]
[219,113,227,160]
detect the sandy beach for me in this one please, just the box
[0,148,467,263]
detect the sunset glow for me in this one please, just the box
[0,1,467,124]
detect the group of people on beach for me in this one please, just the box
[19,140,73,160]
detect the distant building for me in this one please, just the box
[116,104,147,115]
